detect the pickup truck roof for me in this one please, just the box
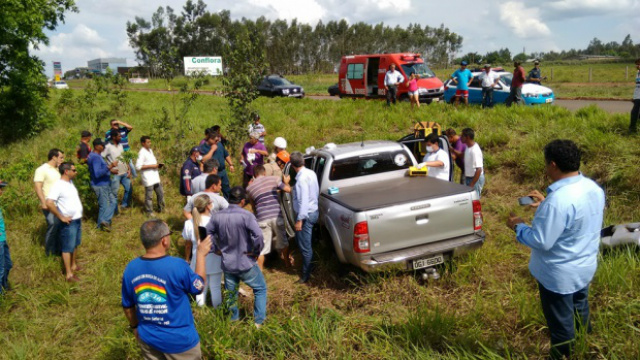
[317,140,407,161]
[323,176,472,212]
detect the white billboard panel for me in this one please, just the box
[183,56,223,76]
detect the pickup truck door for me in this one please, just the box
[398,135,454,182]
[280,156,314,238]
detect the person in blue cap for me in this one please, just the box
[450,61,473,106]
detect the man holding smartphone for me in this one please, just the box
[507,140,605,359]
[136,136,165,218]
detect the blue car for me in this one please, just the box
[444,70,555,105]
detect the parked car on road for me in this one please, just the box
[51,81,69,90]
[257,75,304,98]
[443,69,555,105]
[279,135,485,274]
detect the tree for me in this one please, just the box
[222,29,267,147]
[0,0,77,143]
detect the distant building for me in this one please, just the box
[577,55,622,61]
[87,58,127,74]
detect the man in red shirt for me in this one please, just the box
[506,60,526,107]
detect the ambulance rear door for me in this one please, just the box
[342,59,366,97]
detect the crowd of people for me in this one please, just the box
[0,90,619,359]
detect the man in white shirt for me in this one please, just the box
[103,131,132,213]
[34,149,65,256]
[478,64,500,108]
[384,63,405,106]
[461,128,485,199]
[183,175,229,220]
[420,133,450,181]
[136,136,164,217]
[248,113,266,144]
[46,163,83,282]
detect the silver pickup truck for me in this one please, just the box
[280,137,485,273]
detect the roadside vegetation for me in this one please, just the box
[0,88,638,359]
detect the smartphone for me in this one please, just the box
[518,196,535,206]
[198,226,207,240]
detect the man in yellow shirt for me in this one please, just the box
[33,149,65,256]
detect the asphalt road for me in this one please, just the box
[308,95,632,114]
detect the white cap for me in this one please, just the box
[273,137,287,149]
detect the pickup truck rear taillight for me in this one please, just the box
[353,221,370,253]
[473,200,483,231]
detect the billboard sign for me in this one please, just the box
[183,56,223,76]
[53,61,62,78]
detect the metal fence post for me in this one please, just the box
[589,68,592,82]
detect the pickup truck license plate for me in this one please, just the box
[545,98,553,103]
[412,254,444,270]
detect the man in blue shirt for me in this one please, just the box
[180,147,202,201]
[283,152,319,284]
[205,186,267,327]
[507,139,605,359]
[87,139,118,231]
[450,61,473,106]
[200,131,235,199]
[0,181,12,295]
[122,219,209,359]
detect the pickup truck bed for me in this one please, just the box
[323,176,472,212]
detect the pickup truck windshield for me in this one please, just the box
[401,63,436,79]
[269,77,293,86]
[329,150,411,181]
[499,73,512,87]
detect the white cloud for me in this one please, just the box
[499,2,551,39]
[245,0,327,24]
[34,24,133,73]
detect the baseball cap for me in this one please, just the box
[276,151,290,163]
[228,186,247,204]
[81,130,92,137]
[483,64,491,68]
[461,61,468,66]
[93,138,105,147]
[253,112,260,121]
[0,181,8,188]
[534,60,540,65]
[190,146,201,155]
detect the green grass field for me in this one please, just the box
[65,62,638,100]
[0,89,639,359]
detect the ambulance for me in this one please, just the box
[338,53,444,103]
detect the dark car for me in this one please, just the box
[257,75,304,98]
[328,83,340,96]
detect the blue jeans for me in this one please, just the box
[481,87,494,108]
[111,174,132,208]
[538,282,591,359]
[295,210,319,281]
[0,242,12,294]
[465,173,485,199]
[42,210,59,256]
[224,264,267,325]
[57,219,82,253]
[92,185,117,227]
[128,160,137,179]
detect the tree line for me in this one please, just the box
[456,35,640,66]
[126,0,463,77]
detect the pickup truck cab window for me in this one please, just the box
[314,157,327,186]
[329,150,411,181]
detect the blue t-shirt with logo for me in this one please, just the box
[451,69,473,91]
[121,256,204,353]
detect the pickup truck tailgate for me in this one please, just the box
[326,177,477,255]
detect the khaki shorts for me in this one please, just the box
[138,339,201,360]
[258,217,287,255]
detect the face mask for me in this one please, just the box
[196,155,203,161]
[426,146,435,153]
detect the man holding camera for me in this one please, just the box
[507,139,605,359]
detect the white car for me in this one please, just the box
[51,81,69,89]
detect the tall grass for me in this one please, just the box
[0,90,639,359]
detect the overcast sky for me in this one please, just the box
[35,0,640,77]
